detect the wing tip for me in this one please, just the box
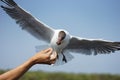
[1,5,4,8]
[1,0,17,7]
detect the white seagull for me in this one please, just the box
[1,0,120,65]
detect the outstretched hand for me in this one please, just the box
[30,48,57,65]
[0,48,57,80]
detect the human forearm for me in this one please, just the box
[0,58,34,80]
[0,48,56,80]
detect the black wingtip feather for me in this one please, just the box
[1,0,17,6]
[8,0,17,6]
[118,48,120,50]
[1,5,4,8]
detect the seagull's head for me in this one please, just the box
[56,31,66,45]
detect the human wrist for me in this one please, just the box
[28,57,37,66]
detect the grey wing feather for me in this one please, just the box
[1,0,54,43]
[65,36,120,55]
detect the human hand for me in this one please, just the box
[30,48,57,65]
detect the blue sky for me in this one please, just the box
[0,0,120,74]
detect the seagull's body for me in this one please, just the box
[50,30,70,53]
[1,0,120,65]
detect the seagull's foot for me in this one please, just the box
[62,52,67,63]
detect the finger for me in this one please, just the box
[46,48,53,55]
[44,48,53,53]
[44,48,52,52]
[50,51,57,60]
[50,59,56,64]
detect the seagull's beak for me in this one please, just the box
[56,38,62,45]
[56,31,66,45]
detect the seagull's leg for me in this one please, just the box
[57,54,59,59]
[61,52,67,63]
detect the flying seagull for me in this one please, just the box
[1,0,120,65]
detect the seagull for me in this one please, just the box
[1,0,120,65]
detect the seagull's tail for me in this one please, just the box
[54,52,74,66]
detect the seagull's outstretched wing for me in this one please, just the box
[1,0,54,43]
[65,36,120,55]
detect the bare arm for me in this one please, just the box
[0,48,57,80]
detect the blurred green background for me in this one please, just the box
[0,69,120,80]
